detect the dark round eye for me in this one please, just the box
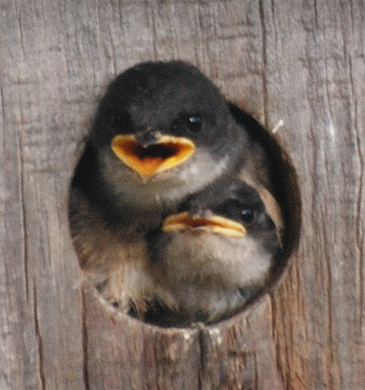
[187,116,202,132]
[240,208,255,225]
[171,115,203,134]
[109,111,133,131]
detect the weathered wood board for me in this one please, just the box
[1,1,364,389]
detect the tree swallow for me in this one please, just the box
[146,177,283,327]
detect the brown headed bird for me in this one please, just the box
[146,177,283,327]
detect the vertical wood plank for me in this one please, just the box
[1,0,86,388]
[260,1,365,389]
[84,287,201,390]
[199,297,284,390]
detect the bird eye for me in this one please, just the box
[109,111,133,131]
[171,114,203,134]
[240,208,255,225]
[187,116,202,132]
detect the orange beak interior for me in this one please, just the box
[162,212,246,238]
[111,134,195,178]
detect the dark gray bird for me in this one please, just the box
[69,60,271,317]
[146,178,283,327]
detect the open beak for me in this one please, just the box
[162,212,246,238]
[111,134,195,178]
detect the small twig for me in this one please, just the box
[272,119,284,134]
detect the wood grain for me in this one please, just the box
[1,0,364,389]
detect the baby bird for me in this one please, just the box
[146,178,283,327]
[69,61,263,316]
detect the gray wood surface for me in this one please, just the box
[1,1,364,389]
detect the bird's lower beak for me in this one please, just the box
[111,134,195,178]
[162,212,246,238]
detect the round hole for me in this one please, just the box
[68,62,301,328]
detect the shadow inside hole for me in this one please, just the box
[228,103,302,267]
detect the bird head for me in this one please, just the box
[90,61,243,194]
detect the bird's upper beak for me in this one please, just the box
[162,211,246,238]
[111,134,195,178]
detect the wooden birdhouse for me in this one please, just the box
[1,1,364,389]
